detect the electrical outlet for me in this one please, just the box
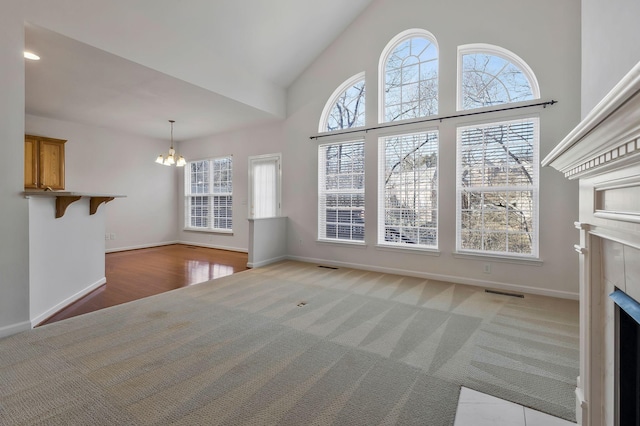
[483,263,491,274]
[110,233,116,240]
[105,233,110,240]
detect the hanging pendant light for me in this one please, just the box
[155,120,186,167]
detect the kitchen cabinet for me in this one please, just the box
[25,135,66,190]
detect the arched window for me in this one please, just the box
[379,29,438,123]
[319,72,365,133]
[458,44,540,110]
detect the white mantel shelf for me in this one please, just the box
[23,191,126,218]
[542,61,640,179]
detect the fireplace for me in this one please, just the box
[611,290,640,425]
[542,61,640,425]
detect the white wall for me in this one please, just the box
[582,0,640,117]
[26,115,178,251]
[177,122,284,252]
[28,197,107,326]
[0,3,31,338]
[283,0,582,298]
[0,0,586,337]
[248,217,288,268]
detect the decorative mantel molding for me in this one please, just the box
[23,191,125,218]
[542,62,640,179]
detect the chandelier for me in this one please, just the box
[155,120,186,166]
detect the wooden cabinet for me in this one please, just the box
[25,135,66,190]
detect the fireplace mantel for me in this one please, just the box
[543,62,640,180]
[543,60,640,426]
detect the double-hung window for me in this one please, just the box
[378,131,438,248]
[318,140,365,242]
[185,156,233,232]
[456,118,539,257]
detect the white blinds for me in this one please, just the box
[251,158,278,218]
[318,140,365,242]
[378,131,438,248]
[185,157,233,231]
[456,117,539,257]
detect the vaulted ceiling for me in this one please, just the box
[24,0,375,140]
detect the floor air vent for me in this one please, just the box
[317,265,339,270]
[485,289,524,298]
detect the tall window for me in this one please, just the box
[318,140,365,242]
[458,44,539,110]
[456,118,539,257]
[379,131,438,248]
[185,156,233,232]
[319,72,366,133]
[380,29,438,122]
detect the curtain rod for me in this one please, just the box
[309,99,558,140]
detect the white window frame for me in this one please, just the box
[318,139,365,244]
[456,43,540,111]
[318,72,366,133]
[184,155,233,233]
[456,116,539,258]
[378,28,439,124]
[378,129,439,250]
[248,153,282,219]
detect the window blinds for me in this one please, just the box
[251,157,278,219]
[456,118,539,257]
[378,131,439,248]
[318,140,365,242]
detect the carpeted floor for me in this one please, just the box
[0,261,579,425]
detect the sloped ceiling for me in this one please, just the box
[24,0,374,140]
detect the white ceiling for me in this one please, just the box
[24,0,375,140]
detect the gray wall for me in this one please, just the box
[283,0,582,298]
[0,0,585,336]
[582,0,640,116]
[26,115,179,252]
[0,3,30,337]
[177,122,284,252]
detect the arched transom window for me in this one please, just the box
[458,44,540,110]
[319,72,366,133]
[380,29,438,122]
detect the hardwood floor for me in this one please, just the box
[39,244,248,326]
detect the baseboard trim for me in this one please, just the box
[575,386,586,426]
[30,277,107,327]
[0,320,31,339]
[176,241,248,253]
[285,255,579,300]
[105,241,179,253]
[247,255,288,269]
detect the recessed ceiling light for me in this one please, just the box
[24,51,40,60]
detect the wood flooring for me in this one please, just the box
[39,244,248,326]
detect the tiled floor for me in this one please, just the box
[454,387,576,426]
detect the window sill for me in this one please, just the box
[316,238,367,248]
[376,244,441,256]
[183,227,233,235]
[452,251,542,266]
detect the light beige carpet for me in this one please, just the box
[0,261,578,425]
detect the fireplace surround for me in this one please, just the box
[543,61,640,426]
